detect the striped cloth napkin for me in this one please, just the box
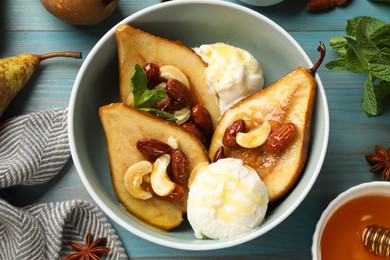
[0,108,128,259]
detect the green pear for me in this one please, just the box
[0,51,82,117]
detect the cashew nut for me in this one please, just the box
[173,107,191,125]
[167,136,179,149]
[151,154,176,196]
[124,160,153,200]
[236,120,272,149]
[160,65,190,89]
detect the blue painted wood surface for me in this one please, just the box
[1,0,390,259]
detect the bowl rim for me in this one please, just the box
[69,0,330,251]
[239,0,286,7]
[311,181,390,259]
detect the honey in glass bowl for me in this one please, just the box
[320,194,390,260]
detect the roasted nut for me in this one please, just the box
[236,120,272,149]
[151,154,176,196]
[306,0,349,11]
[222,119,246,148]
[166,136,179,149]
[182,122,207,144]
[213,146,225,162]
[266,123,297,152]
[166,79,193,107]
[156,96,174,113]
[170,149,189,186]
[159,65,190,89]
[148,183,184,202]
[136,138,172,157]
[191,104,213,134]
[123,160,153,200]
[142,63,160,89]
[173,107,191,125]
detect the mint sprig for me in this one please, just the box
[139,107,177,122]
[130,64,176,121]
[131,64,166,108]
[326,16,390,116]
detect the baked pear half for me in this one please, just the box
[99,103,210,229]
[115,24,220,127]
[209,43,326,202]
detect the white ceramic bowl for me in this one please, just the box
[312,182,390,259]
[239,0,285,6]
[69,0,329,250]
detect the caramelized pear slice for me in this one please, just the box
[115,24,220,127]
[99,103,210,229]
[209,43,325,202]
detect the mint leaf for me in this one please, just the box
[130,64,166,108]
[325,43,367,73]
[362,74,390,116]
[129,64,177,121]
[329,36,348,55]
[345,37,369,72]
[139,107,177,122]
[327,16,390,116]
[368,51,390,81]
[346,16,385,37]
[370,24,390,51]
[362,74,380,116]
[355,19,380,60]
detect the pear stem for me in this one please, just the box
[39,52,82,61]
[309,41,326,76]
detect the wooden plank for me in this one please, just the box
[1,0,390,258]
[2,0,389,32]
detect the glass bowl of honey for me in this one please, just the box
[312,181,390,260]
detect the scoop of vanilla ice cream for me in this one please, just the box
[194,43,264,116]
[187,158,269,239]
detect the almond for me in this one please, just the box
[213,146,225,162]
[182,122,207,144]
[191,104,213,134]
[156,96,174,113]
[142,63,160,89]
[148,184,184,202]
[136,138,172,157]
[306,0,349,11]
[170,149,189,186]
[166,79,192,107]
[222,119,246,148]
[266,123,297,152]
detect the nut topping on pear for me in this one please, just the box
[115,24,220,127]
[209,42,326,202]
[99,103,210,229]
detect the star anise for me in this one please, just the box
[365,145,390,181]
[63,233,111,260]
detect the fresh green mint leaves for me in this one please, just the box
[130,64,176,121]
[139,107,177,122]
[131,64,166,108]
[326,16,390,116]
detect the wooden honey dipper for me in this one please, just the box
[362,225,390,257]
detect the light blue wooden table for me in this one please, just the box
[1,0,390,259]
